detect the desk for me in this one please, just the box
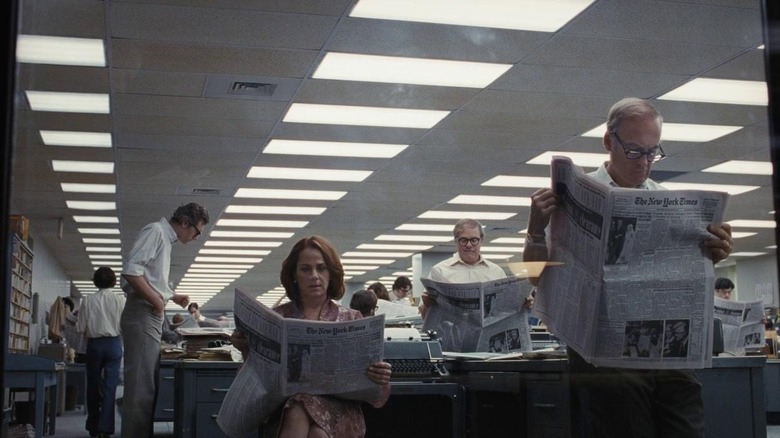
[765,359,780,421]
[447,358,569,438]
[695,356,766,438]
[4,354,59,437]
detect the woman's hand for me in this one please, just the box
[230,329,249,360]
[704,223,733,264]
[366,361,392,385]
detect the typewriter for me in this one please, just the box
[383,337,449,381]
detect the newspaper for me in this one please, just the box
[376,299,421,323]
[420,277,533,353]
[534,156,728,370]
[217,289,385,438]
[714,297,765,349]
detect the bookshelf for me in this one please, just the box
[9,234,33,354]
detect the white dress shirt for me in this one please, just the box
[428,253,508,284]
[77,288,126,338]
[121,218,177,301]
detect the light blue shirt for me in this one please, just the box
[121,218,178,301]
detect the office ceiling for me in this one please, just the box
[10,0,773,313]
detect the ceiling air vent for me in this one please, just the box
[192,188,222,196]
[228,81,277,97]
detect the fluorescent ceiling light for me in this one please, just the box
[483,253,513,260]
[264,139,407,158]
[52,160,114,173]
[659,182,759,196]
[191,264,255,269]
[419,211,516,220]
[61,183,116,193]
[284,103,449,129]
[314,52,511,88]
[210,231,294,239]
[78,228,120,235]
[482,176,551,188]
[195,256,263,263]
[83,238,120,244]
[341,258,395,265]
[342,265,380,270]
[375,234,453,242]
[492,238,526,244]
[27,91,110,114]
[88,254,122,260]
[728,220,776,228]
[702,160,773,175]
[184,273,241,279]
[73,216,119,223]
[730,252,766,257]
[40,130,112,147]
[449,195,531,206]
[481,246,524,252]
[216,219,308,228]
[85,247,121,252]
[248,166,372,182]
[226,205,326,215]
[357,244,432,251]
[235,188,347,201]
[189,269,248,274]
[350,0,595,32]
[200,249,271,256]
[395,224,453,232]
[66,200,116,210]
[527,152,606,167]
[731,232,758,239]
[205,240,283,248]
[342,251,413,258]
[658,78,767,106]
[17,35,106,66]
[344,271,367,276]
[581,123,742,142]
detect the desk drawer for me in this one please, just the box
[155,371,176,421]
[467,372,520,393]
[195,375,235,402]
[527,381,567,430]
[196,402,231,438]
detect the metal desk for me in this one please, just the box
[4,354,59,437]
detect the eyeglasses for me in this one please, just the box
[457,237,481,246]
[610,130,665,163]
[190,223,202,237]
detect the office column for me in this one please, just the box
[411,252,450,301]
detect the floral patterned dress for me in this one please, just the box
[264,300,388,438]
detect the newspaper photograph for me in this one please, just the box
[421,277,533,353]
[534,156,728,370]
[217,289,385,438]
[714,296,765,349]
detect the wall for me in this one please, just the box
[734,254,779,306]
[28,232,71,352]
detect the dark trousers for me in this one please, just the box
[568,348,704,438]
[85,336,122,435]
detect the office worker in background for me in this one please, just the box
[77,267,126,438]
[119,203,209,438]
[187,301,221,327]
[367,282,391,301]
[350,289,379,318]
[231,236,391,438]
[390,275,414,305]
[715,277,735,300]
[420,219,515,318]
[523,97,733,438]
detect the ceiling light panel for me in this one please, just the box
[235,188,347,201]
[264,139,407,158]
[225,205,326,215]
[350,0,595,32]
[194,256,263,263]
[731,232,758,238]
[659,182,760,196]
[85,247,121,252]
[61,183,116,193]
[419,211,516,220]
[375,234,453,242]
[78,228,120,235]
[341,258,395,265]
[205,240,283,248]
[216,219,308,228]
[52,160,114,173]
[728,220,776,228]
[658,78,767,106]
[342,251,413,258]
[26,91,110,114]
[66,201,116,210]
[701,161,773,175]
[526,152,606,167]
[491,238,525,244]
[73,216,119,223]
[395,224,453,232]
[247,166,372,182]
[449,195,531,206]
[200,249,271,256]
[82,238,121,244]
[16,35,106,66]
[482,176,552,188]
[284,103,449,129]
[40,130,112,147]
[314,52,511,88]
[581,123,742,142]
[357,244,433,251]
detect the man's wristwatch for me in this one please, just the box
[526,233,546,245]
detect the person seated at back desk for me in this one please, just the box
[187,302,221,328]
[350,289,378,318]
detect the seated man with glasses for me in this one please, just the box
[420,218,511,318]
[523,97,733,438]
[391,276,414,306]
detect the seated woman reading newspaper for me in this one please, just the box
[231,236,392,438]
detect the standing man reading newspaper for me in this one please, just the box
[120,203,209,438]
[523,98,733,437]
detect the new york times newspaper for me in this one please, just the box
[714,296,765,349]
[217,289,385,437]
[421,277,533,352]
[534,156,728,370]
